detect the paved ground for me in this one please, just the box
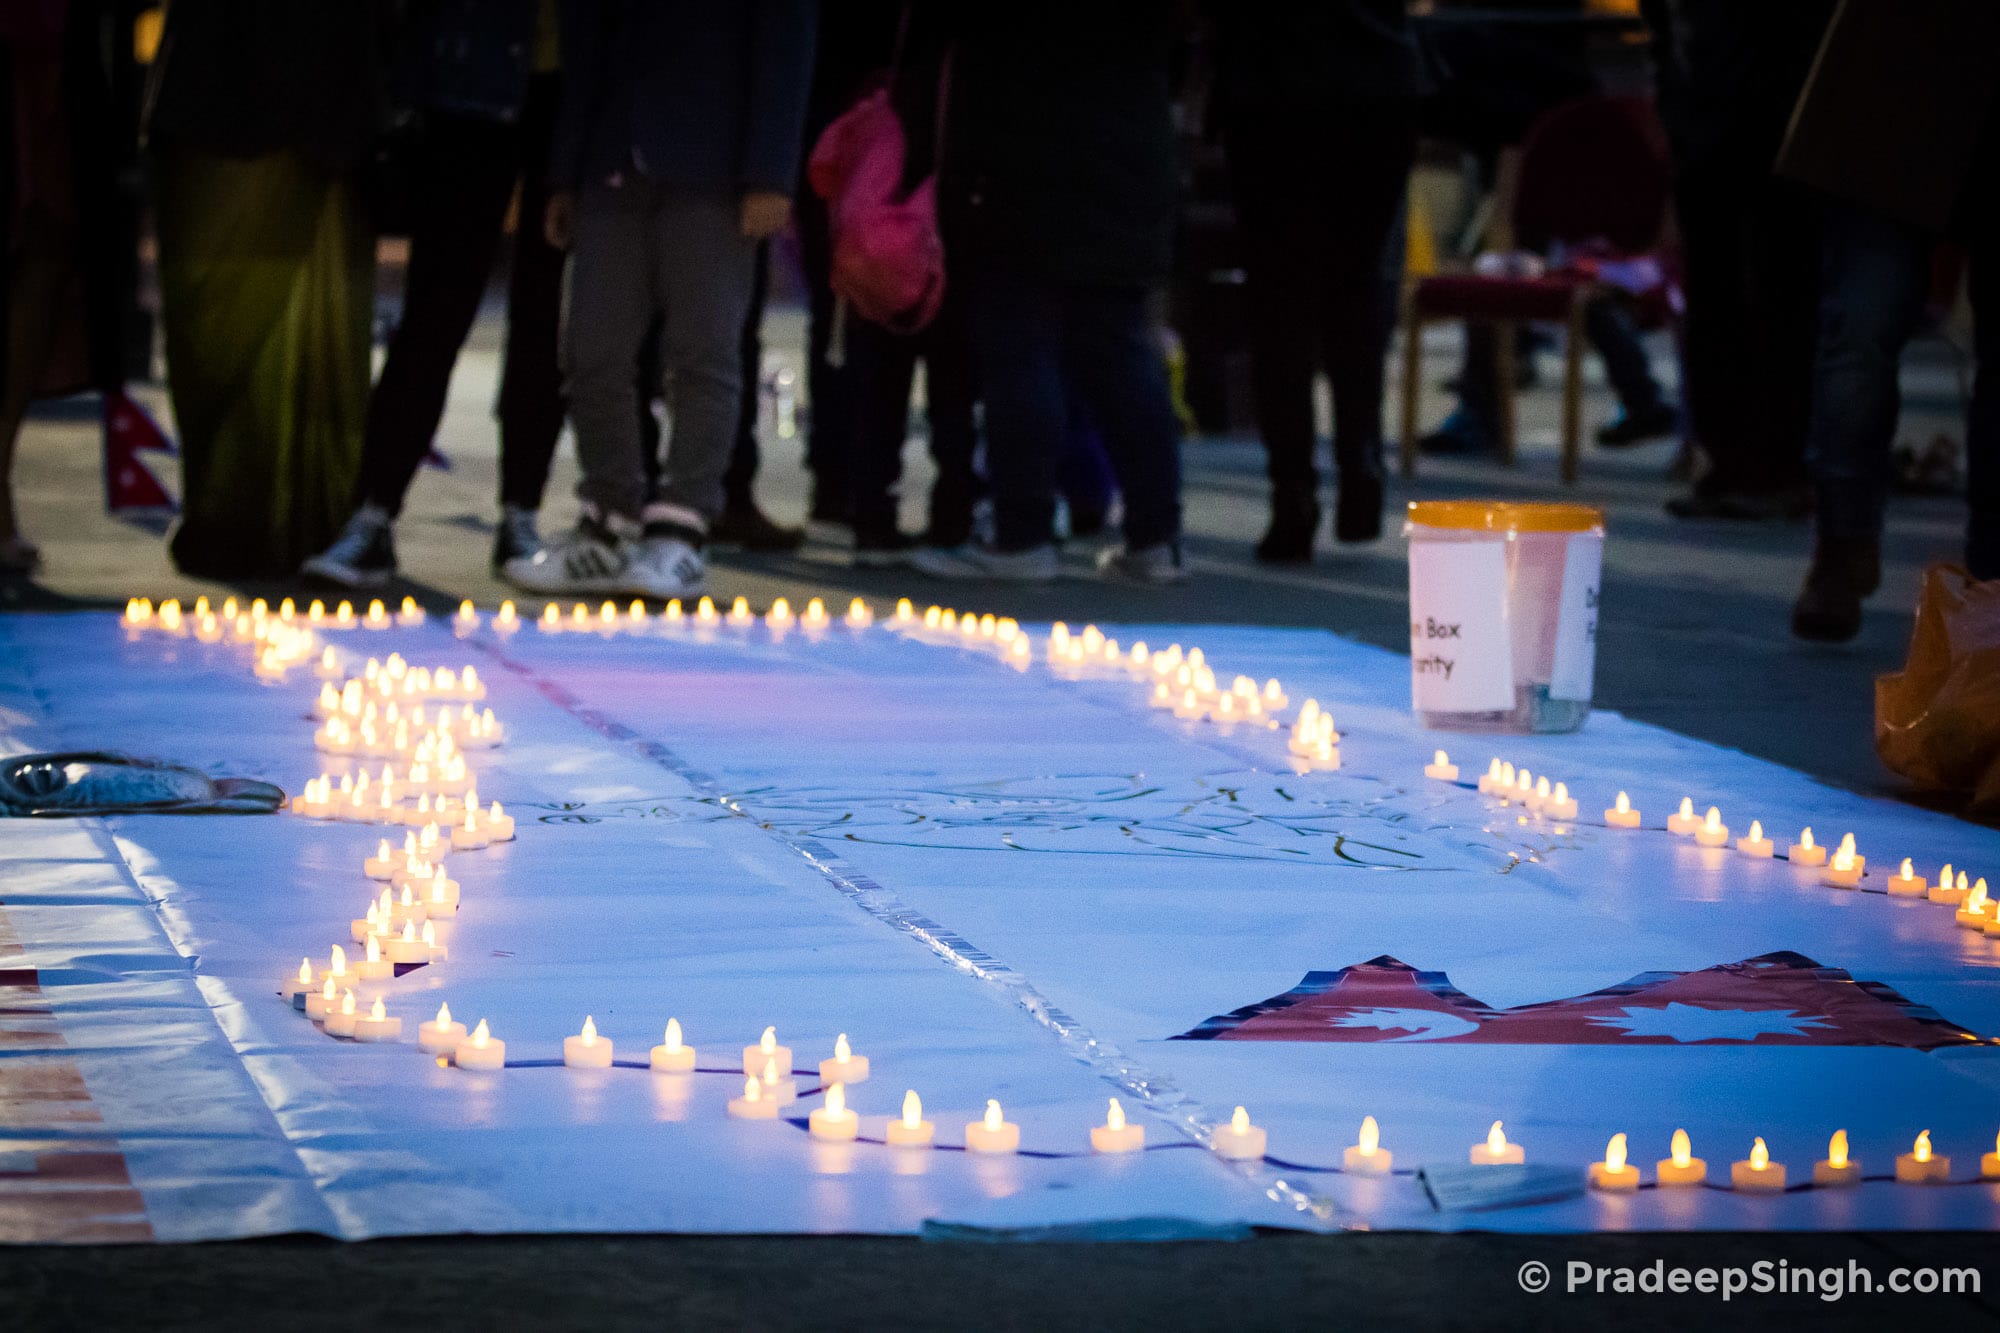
[4,303,1989,1331]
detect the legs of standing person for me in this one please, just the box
[1584,293,1673,435]
[1791,198,1931,640]
[1318,104,1417,542]
[844,315,920,551]
[495,75,567,521]
[648,187,760,536]
[562,179,661,525]
[710,242,803,549]
[1968,241,2000,580]
[1062,285,1182,559]
[969,267,1067,553]
[352,113,518,517]
[796,186,852,522]
[1227,107,1324,556]
[1741,180,1820,499]
[919,288,980,547]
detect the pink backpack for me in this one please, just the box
[808,86,945,336]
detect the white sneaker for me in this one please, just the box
[501,514,632,593]
[624,534,706,598]
[1097,542,1186,585]
[907,542,1059,582]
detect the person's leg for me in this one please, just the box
[1792,198,1932,640]
[1584,294,1671,423]
[844,316,921,545]
[495,74,567,516]
[1318,104,1417,541]
[1226,109,1322,540]
[562,179,660,524]
[1665,162,1752,506]
[1062,284,1183,558]
[969,267,1066,553]
[353,112,517,516]
[918,289,980,546]
[795,186,852,520]
[1968,243,2000,580]
[1743,178,1822,498]
[721,241,768,510]
[0,210,73,568]
[649,187,759,533]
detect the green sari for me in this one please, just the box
[155,148,370,579]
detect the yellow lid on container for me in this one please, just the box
[1406,500,1603,533]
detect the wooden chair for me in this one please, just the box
[1399,96,1671,485]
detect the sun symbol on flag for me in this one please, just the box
[1586,1003,1835,1043]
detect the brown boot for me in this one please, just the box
[1791,538,1881,642]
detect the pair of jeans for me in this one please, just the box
[1226,99,1417,493]
[1806,198,2000,577]
[639,242,767,512]
[1452,294,1669,435]
[355,76,565,516]
[972,267,1181,552]
[563,177,758,526]
[846,289,979,544]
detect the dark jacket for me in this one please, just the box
[1639,0,1834,176]
[400,0,544,124]
[144,0,387,174]
[940,1,1178,289]
[551,0,818,193]
[1211,0,1427,109]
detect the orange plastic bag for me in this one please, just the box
[1876,564,2000,814]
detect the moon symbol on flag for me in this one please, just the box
[1326,1007,1481,1042]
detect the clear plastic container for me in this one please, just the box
[1404,500,1604,734]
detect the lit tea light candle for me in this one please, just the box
[766,597,792,629]
[332,601,355,629]
[818,1034,869,1085]
[305,977,339,1021]
[886,1090,934,1147]
[570,603,589,630]
[1210,1105,1267,1161]
[540,604,561,633]
[743,1026,792,1076]
[1896,1131,1950,1184]
[1954,878,1993,929]
[598,601,616,628]
[1656,1129,1707,1185]
[356,934,393,981]
[354,997,402,1042]
[727,1076,777,1119]
[1735,821,1774,858]
[1513,769,1535,807]
[564,1016,613,1068]
[495,600,518,634]
[386,919,428,964]
[418,1002,467,1054]
[1930,867,1969,906]
[397,596,425,628]
[1532,775,1553,812]
[1730,1137,1786,1192]
[420,920,446,962]
[893,598,914,623]
[321,944,357,996]
[845,598,873,628]
[1543,782,1579,821]
[1478,758,1504,795]
[1887,858,1928,897]
[1789,827,1827,867]
[485,802,515,841]
[455,1019,506,1070]
[1694,806,1730,848]
[650,1018,696,1072]
[326,989,360,1038]
[1343,1115,1392,1175]
[809,1083,860,1141]
[450,806,489,851]
[282,958,317,1006]
[365,600,390,630]
[1091,1097,1145,1153]
[1814,1129,1861,1187]
[455,600,478,632]
[1424,750,1459,783]
[727,597,752,626]
[1667,798,1700,836]
[803,598,828,629]
[1983,1129,2000,1180]
[965,1099,1021,1154]
[758,1056,797,1105]
[1470,1120,1524,1165]
[1835,833,1865,872]
[1590,1133,1639,1192]
[1603,791,1641,828]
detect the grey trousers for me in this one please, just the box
[563,178,757,525]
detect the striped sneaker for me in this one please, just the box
[500,513,632,594]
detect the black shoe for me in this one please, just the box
[490,505,544,572]
[1335,470,1385,544]
[1596,402,1679,447]
[710,500,805,552]
[1418,410,1496,457]
[1792,539,1881,642]
[1665,482,1809,522]
[301,508,396,588]
[1255,492,1320,564]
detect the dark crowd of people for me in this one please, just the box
[0,1,1995,643]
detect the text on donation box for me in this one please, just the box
[1408,540,1514,713]
[1548,536,1601,702]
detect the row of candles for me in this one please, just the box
[1431,752,1996,930]
[126,594,425,635]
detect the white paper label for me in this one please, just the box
[1549,537,1601,701]
[1408,540,1514,713]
